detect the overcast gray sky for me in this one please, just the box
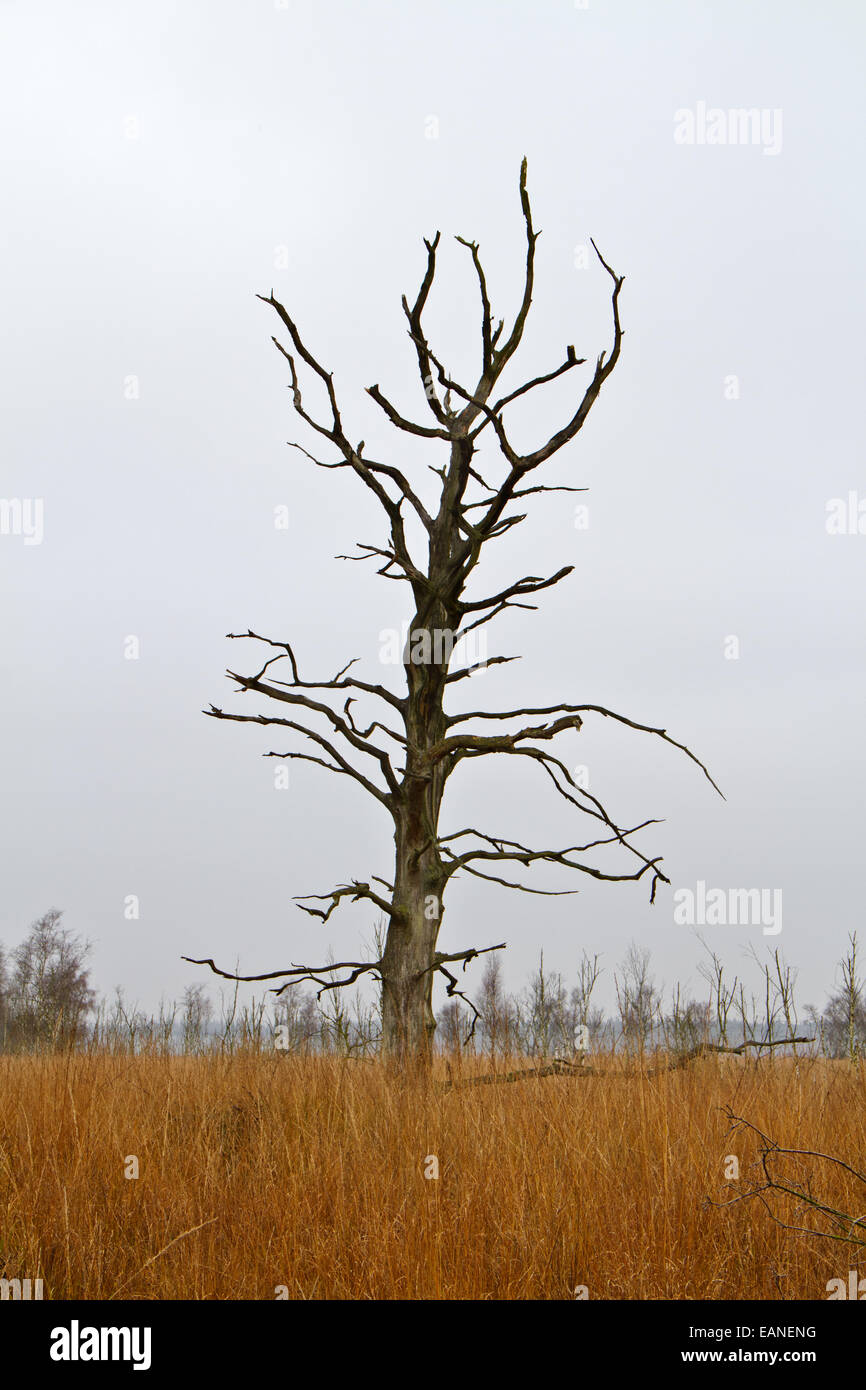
[1,0,864,1025]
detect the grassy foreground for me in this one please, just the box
[0,1051,863,1300]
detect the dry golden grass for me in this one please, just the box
[0,1050,863,1300]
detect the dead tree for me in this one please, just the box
[187,160,722,1063]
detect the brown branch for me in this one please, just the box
[443,1038,816,1091]
[221,666,403,796]
[442,1057,590,1090]
[294,880,399,924]
[334,539,428,586]
[707,1105,866,1249]
[444,234,625,593]
[428,711,587,770]
[486,155,539,383]
[460,565,574,613]
[224,631,405,714]
[455,598,537,641]
[454,235,494,374]
[409,334,522,468]
[259,295,422,579]
[483,345,586,417]
[515,238,624,470]
[182,952,383,1000]
[439,821,661,885]
[366,383,451,439]
[643,1037,814,1077]
[205,702,398,806]
[441,859,585,896]
[425,732,677,904]
[400,231,453,426]
[444,700,724,800]
[445,654,520,684]
[423,942,507,1047]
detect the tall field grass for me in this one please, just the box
[0,1051,863,1299]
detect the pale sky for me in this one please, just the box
[1,0,864,1026]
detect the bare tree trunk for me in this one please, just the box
[380,610,450,1061]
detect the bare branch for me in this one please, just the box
[487,154,539,382]
[260,295,425,577]
[223,629,405,715]
[294,880,401,924]
[430,942,507,969]
[482,344,586,417]
[205,699,398,806]
[429,711,587,766]
[366,383,451,440]
[455,234,494,375]
[445,700,724,799]
[182,953,383,1001]
[440,820,661,882]
[516,238,624,469]
[442,1057,589,1090]
[445,654,520,684]
[433,737,673,902]
[460,565,574,613]
[707,1106,866,1250]
[424,942,507,1046]
[400,231,453,426]
[461,484,587,512]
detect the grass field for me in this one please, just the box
[0,1051,863,1300]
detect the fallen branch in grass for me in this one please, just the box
[442,1057,592,1089]
[440,1036,814,1090]
[708,1107,866,1249]
[643,1036,814,1077]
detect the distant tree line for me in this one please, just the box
[1,911,863,1061]
[443,936,866,1062]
